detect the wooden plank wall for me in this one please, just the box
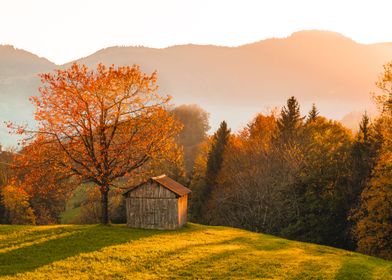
[126,182,180,229]
[128,182,176,199]
[177,195,188,227]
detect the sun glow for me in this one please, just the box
[1,0,392,64]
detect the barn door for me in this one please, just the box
[145,199,172,229]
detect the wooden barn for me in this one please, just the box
[122,175,191,230]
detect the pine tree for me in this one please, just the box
[306,103,319,123]
[201,121,230,222]
[206,121,231,186]
[359,112,370,142]
[351,113,379,200]
[276,96,304,142]
[352,148,392,260]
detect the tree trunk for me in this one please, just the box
[100,186,109,224]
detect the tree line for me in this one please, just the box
[185,63,392,260]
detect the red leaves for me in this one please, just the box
[5,122,27,135]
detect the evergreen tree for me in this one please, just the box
[276,96,304,142]
[359,113,370,142]
[205,121,231,186]
[351,113,380,202]
[273,97,305,234]
[201,121,230,222]
[306,103,319,123]
[352,147,392,260]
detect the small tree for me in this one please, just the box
[10,63,181,224]
[374,61,392,113]
[306,103,319,123]
[276,96,304,142]
[1,185,36,225]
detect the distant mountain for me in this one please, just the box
[0,45,56,145]
[1,30,391,146]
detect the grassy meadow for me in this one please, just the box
[0,223,391,279]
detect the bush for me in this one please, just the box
[76,187,126,224]
[1,185,35,224]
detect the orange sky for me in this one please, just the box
[1,0,392,64]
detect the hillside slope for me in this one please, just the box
[0,224,390,279]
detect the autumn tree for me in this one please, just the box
[281,117,354,247]
[10,63,181,224]
[374,61,392,113]
[351,143,392,260]
[209,113,279,231]
[0,148,14,223]
[12,142,77,224]
[350,62,392,259]
[185,95,387,251]
[1,184,36,225]
[0,149,14,186]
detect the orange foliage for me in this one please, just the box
[9,63,181,223]
[1,185,36,225]
[351,117,392,260]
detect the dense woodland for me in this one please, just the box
[0,63,391,261]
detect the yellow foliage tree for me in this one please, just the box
[351,117,392,260]
[351,62,392,259]
[1,185,35,225]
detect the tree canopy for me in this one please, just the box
[9,63,181,224]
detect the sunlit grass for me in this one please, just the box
[0,223,390,279]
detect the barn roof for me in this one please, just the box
[122,174,191,197]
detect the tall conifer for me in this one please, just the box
[276,96,304,142]
[307,103,319,123]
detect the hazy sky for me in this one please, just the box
[1,0,392,64]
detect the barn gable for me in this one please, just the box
[123,175,191,198]
[127,182,177,199]
[150,175,191,196]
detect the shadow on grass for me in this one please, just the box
[0,226,75,251]
[165,244,283,279]
[138,235,289,279]
[335,256,392,280]
[173,248,250,278]
[0,224,200,277]
[289,260,331,280]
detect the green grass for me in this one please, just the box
[60,206,81,224]
[60,184,89,223]
[0,224,390,279]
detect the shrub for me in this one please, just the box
[1,185,35,224]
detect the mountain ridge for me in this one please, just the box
[0,30,390,146]
[1,30,388,67]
